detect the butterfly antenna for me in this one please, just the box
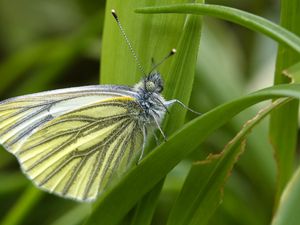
[111,9,146,76]
[149,49,176,74]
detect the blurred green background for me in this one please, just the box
[0,0,283,225]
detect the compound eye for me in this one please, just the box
[146,81,156,92]
[157,85,163,93]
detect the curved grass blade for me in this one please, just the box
[135,5,300,211]
[194,24,276,204]
[167,98,289,225]
[50,204,91,225]
[269,0,300,208]
[0,172,28,194]
[271,164,300,225]
[0,187,43,225]
[85,84,300,225]
[135,3,300,54]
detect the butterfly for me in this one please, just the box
[0,10,197,202]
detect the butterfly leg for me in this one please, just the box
[153,131,160,145]
[137,126,147,164]
[152,115,167,142]
[164,99,201,115]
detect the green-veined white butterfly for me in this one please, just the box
[0,10,197,202]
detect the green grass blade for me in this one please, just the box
[131,9,203,225]
[218,176,270,225]
[167,99,289,225]
[163,12,202,133]
[84,83,300,225]
[99,1,201,224]
[101,0,187,85]
[50,204,91,225]
[271,165,300,225]
[194,24,276,204]
[0,187,43,225]
[129,182,163,225]
[269,0,300,208]
[0,173,28,195]
[135,4,300,213]
[135,3,300,54]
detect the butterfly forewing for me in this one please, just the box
[0,86,144,201]
[0,86,135,153]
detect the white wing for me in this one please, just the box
[0,85,137,154]
[0,85,146,201]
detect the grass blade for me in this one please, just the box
[131,7,203,225]
[271,165,300,225]
[85,83,300,225]
[135,3,300,54]
[0,187,43,225]
[269,0,300,208]
[167,99,289,225]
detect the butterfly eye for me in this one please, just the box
[157,85,163,93]
[145,81,156,92]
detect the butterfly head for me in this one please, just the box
[134,72,166,125]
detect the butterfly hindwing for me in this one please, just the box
[0,86,144,201]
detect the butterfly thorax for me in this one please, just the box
[134,73,166,124]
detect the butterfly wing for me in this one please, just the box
[0,86,144,201]
[0,85,137,153]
